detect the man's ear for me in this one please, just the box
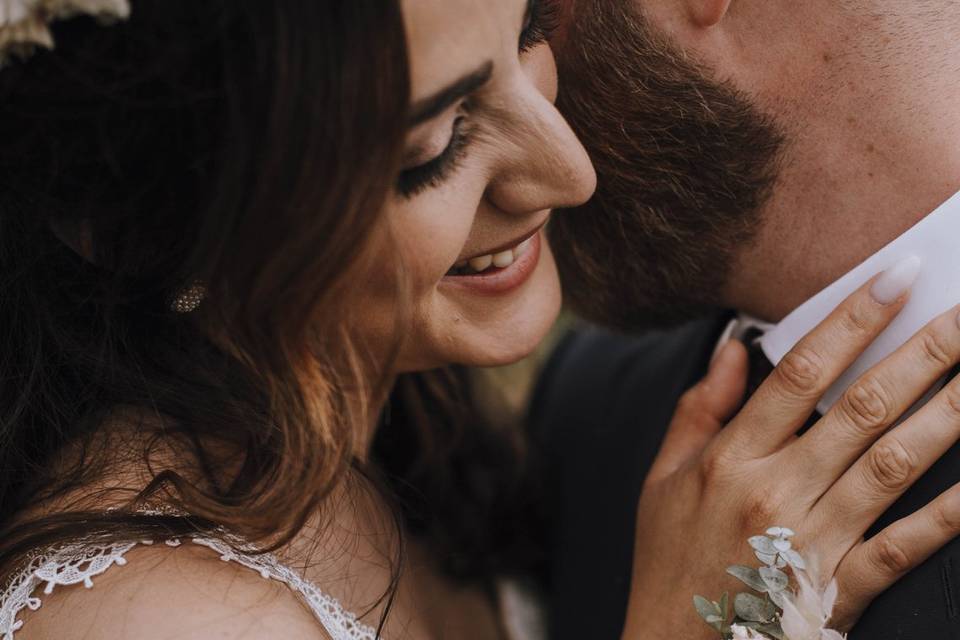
[686,0,732,27]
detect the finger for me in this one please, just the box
[645,341,747,484]
[831,483,960,630]
[797,303,960,494]
[728,258,918,456]
[813,358,960,543]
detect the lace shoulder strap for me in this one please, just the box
[0,537,378,640]
[0,539,141,639]
[189,536,377,640]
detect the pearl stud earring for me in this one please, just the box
[170,280,207,314]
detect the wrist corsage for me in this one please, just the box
[694,527,847,640]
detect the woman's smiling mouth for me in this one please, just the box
[445,219,548,275]
[441,228,544,295]
[446,234,537,276]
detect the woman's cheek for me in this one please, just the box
[391,204,473,288]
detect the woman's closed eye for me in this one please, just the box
[520,0,560,54]
[398,115,471,199]
[396,0,560,199]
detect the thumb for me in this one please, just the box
[645,340,749,484]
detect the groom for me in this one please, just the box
[535,0,960,638]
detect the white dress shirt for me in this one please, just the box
[759,189,960,414]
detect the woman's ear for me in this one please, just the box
[687,0,733,27]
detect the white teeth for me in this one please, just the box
[469,254,493,272]
[516,237,532,257]
[451,235,533,276]
[492,250,515,269]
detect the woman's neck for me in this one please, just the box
[351,372,398,462]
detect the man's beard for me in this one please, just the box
[551,0,785,330]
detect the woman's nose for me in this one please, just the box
[485,53,597,215]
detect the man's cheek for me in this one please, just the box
[524,44,559,104]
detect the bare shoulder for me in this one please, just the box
[16,543,330,640]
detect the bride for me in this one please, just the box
[2,1,960,638]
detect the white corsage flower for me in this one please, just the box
[780,570,847,640]
[730,625,770,639]
[0,0,130,66]
[695,527,848,640]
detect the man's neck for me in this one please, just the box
[721,1,960,321]
[759,190,960,414]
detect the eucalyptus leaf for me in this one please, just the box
[748,536,778,555]
[758,566,789,593]
[694,595,721,623]
[782,548,807,570]
[727,565,768,592]
[766,527,795,539]
[696,594,728,632]
[755,622,788,640]
[741,621,788,640]
[734,592,776,623]
[772,537,792,552]
[768,588,791,609]
[720,592,730,619]
[755,550,778,567]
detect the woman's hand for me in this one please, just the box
[622,272,960,639]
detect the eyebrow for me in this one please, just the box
[408,61,494,126]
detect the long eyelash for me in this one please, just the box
[520,0,560,54]
[395,1,557,199]
[396,117,472,199]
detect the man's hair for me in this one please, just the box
[551,0,785,330]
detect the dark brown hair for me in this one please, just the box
[0,3,544,622]
[0,0,410,569]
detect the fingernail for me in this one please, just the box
[870,255,922,305]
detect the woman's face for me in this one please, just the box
[364,0,596,371]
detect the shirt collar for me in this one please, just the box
[712,314,774,363]
[760,189,960,414]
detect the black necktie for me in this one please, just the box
[738,327,822,433]
[741,327,775,403]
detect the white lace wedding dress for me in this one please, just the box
[0,535,545,640]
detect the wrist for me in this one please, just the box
[621,588,717,640]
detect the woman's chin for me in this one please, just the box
[395,300,561,372]
[446,299,563,368]
[452,284,562,367]
[461,335,549,368]
[395,246,563,372]
[395,317,558,372]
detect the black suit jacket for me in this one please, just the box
[530,317,960,639]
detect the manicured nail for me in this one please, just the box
[870,255,922,304]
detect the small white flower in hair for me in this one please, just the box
[0,0,130,67]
